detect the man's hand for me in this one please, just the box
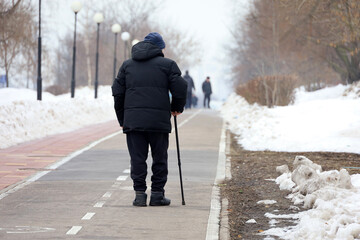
[171,111,181,116]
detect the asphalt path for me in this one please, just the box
[0,109,223,239]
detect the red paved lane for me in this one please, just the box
[0,120,119,191]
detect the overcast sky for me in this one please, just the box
[40,0,251,99]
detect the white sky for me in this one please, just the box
[157,0,236,100]
[39,0,251,100]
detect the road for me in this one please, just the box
[0,109,223,239]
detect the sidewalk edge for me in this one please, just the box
[205,120,227,240]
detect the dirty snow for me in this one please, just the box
[260,156,360,240]
[257,200,277,205]
[222,84,360,239]
[246,219,257,224]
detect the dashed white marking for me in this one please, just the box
[116,175,128,181]
[120,186,133,191]
[93,201,105,208]
[102,192,112,198]
[112,182,121,187]
[81,212,95,220]
[123,169,130,174]
[66,226,82,235]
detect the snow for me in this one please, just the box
[246,219,257,224]
[257,200,277,205]
[222,83,360,239]
[0,86,116,149]
[221,83,360,154]
[260,156,360,240]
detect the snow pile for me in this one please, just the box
[257,200,277,205]
[246,219,257,224]
[0,86,116,149]
[262,156,360,239]
[221,83,360,154]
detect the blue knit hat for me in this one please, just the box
[144,32,166,49]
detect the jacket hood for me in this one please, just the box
[132,41,164,61]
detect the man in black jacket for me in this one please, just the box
[112,32,187,207]
[183,70,195,109]
[202,76,212,108]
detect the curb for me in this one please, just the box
[206,121,229,240]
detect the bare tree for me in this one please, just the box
[0,0,37,87]
[53,0,200,90]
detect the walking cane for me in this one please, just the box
[174,115,186,205]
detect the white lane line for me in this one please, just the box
[102,192,112,198]
[206,120,227,240]
[66,226,82,235]
[171,109,202,132]
[93,201,106,208]
[112,182,121,187]
[116,175,128,181]
[81,212,95,220]
[123,169,130,174]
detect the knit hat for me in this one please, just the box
[144,32,166,49]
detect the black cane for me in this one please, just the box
[174,115,186,205]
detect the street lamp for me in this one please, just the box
[70,1,82,98]
[121,32,130,60]
[132,39,139,46]
[93,12,104,99]
[37,0,42,100]
[111,23,121,80]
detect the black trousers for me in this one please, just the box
[204,93,211,108]
[185,91,192,109]
[126,131,169,193]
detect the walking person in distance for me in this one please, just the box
[202,76,212,108]
[112,32,187,207]
[183,70,195,109]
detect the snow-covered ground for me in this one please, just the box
[222,83,360,154]
[260,156,360,240]
[0,86,116,149]
[222,83,360,240]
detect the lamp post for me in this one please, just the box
[121,32,130,60]
[93,12,104,99]
[132,39,139,46]
[70,1,82,98]
[37,0,42,100]
[111,23,121,80]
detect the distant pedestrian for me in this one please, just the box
[202,76,212,108]
[112,32,187,207]
[183,70,195,109]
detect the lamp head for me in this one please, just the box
[71,1,82,13]
[121,32,130,41]
[132,39,139,46]
[93,13,104,24]
[111,24,121,33]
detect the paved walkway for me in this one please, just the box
[0,110,224,239]
[0,120,119,191]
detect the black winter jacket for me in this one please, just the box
[112,41,187,133]
[202,81,212,95]
[183,74,195,93]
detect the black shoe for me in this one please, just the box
[133,191,147,207]
[149,192,171,206]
